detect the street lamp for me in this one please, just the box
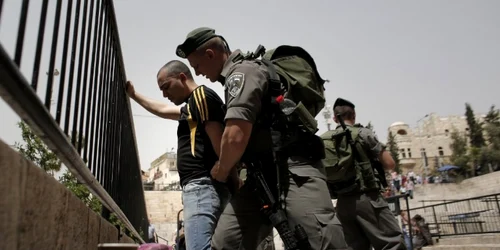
[416,114,429,179]
[322,104,333,131]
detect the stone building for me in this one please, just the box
[388,112,486,176]
[148,151,180,190]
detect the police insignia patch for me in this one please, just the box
[227,72,245,97]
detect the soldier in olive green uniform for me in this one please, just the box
[176,27,347,250]
[321,98,405,250]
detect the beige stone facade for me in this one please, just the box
[388,112,486,175]
[148,151,180,190]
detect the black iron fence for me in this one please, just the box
[386,193,414,250]
[0,0,147,242]
[409,193,500,237]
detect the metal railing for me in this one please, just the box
[409,193,500,237]
[386,193,414,250]
[0,0,147,242]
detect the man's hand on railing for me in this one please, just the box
[124,80,181,120]
[126,81,136,98]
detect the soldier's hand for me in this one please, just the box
[125,81,135,98]
[211,161,228,183]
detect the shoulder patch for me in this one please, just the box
[226,72,245,98]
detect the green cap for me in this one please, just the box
[333,98,355,109]
[176,27,218,58]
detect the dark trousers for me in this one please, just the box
[336,191,406,250]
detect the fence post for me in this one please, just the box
[432,206,440,239]
[404,193,414,250]
[496,194,500,216]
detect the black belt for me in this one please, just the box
[329,176,356,191]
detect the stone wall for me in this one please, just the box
[145,191,183,244]
[0,139,135,250]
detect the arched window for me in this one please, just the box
[397,129,407,135]
[438,147,444,156]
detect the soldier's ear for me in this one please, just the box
[205,49,215,60]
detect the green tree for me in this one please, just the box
[59,170,102,213]
[14,121,61,176]
[481,105,500,172]
[484,105,500,149]
[484,105,500,126]
[386,131,401,173]
[449,130,471,177]
[465,103,485,148]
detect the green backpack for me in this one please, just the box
[321,124,379,194]
[244,45,326,134]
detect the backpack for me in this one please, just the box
[244,45,326,134]
[320,124,379,193]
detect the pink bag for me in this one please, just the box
[138,243,172,250]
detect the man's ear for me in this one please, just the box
[333,116,338,123]
[206,49,215,60]
[179,72,187,84]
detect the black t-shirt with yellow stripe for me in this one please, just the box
[177,85,225,187]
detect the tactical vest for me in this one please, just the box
[237,45,327,161]
[241,44,326,135]
[320,124,380,194]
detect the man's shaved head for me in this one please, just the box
[157,60,194,79]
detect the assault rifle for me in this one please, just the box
[245,161,312,250]
[336,114,388,188]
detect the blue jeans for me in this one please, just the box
[403,229,413,250]
[182,177,230,250]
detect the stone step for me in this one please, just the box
[437,235,500,245]
[423,244,500,250]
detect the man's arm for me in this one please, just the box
[379,150,395,171]
[193,86,243,186]
[126,81,181,120]
[216,65,267,180]
[205,121,224,157]
[360,128,395,170]
[191,86,226,157]
[218,119,253,178]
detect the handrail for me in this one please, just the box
[0,0,148,243]
[0,40,144,244]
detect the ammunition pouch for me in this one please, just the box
[286,101,319,134]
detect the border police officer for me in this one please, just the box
[176,27,347,250]
[323,98,405,250]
